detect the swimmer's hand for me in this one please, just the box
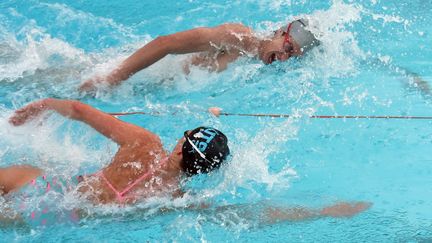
[9,99,48,126]
[78,76,107,94]
[208,107,222,117]
[320,202,371,218]
[265,201,371,223]
[78,79,98,93]
[79,69,127,93]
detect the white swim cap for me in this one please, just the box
[282,19,320,53]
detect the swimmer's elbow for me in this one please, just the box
[154,35,173,54]
[70,101,88,120]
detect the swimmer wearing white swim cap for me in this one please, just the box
[80,19,320,93]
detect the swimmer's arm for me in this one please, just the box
[197,202,371,224]
[262,202,371,223]
[9,99,159,146]
[77,202,370,224]
[368,58,431,98]
[399,68,431,96]
[79,25,227,91]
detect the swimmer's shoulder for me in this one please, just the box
[214,23,253,35]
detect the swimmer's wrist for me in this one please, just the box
[317,208,328,217]
[106,68,129,86]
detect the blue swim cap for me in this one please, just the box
[181,127,230,175]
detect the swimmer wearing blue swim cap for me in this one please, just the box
[1,99,230,214]
[1,99,369,225]
[182,127,230,175]
[80,18,320,93]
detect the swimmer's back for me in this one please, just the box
[77,137,171,204]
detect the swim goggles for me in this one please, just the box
[282,19,320,54]
[282,23,295,55]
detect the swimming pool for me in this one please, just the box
[1,0,431,241]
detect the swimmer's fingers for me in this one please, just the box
[79,77,115,97]
[208,107,222,117]
[9,100,48,126]
[320,201,372,218]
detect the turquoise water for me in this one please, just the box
[1,0,432,241]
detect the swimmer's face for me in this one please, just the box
[173,135,187,157]
[172,131,191,164]
[258,29,303,65]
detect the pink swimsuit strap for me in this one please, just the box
[98,158,169,203]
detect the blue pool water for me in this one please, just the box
[1,0,432,241]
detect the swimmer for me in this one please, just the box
[1,98,369,225]
[4,98,230,203]
[1,98,230,224]
[79,19,320,92]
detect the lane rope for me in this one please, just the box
[108,111,432,120]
